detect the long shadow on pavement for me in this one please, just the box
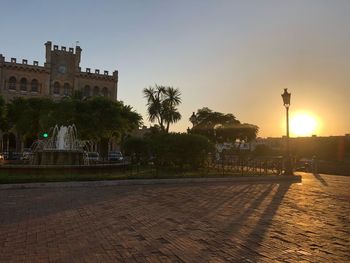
[0,180,295,262]
[312,173,329,186]
[232,182,291,262]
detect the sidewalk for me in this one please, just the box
[0,174,301,189]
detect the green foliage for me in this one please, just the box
[4,97,142,145]
[151,133,213,168]
[143,85,182,132]
[123,133,213,168]
[6,97,55,138]
[0,95,7,131]
[122,136,151,163]
[73,97,141,141]
[191,107,259,144]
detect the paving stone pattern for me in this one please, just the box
[0,173,349,262]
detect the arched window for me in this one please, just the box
[63,83,70,96]
[9,76,16,90]
[102,87,109,97]
[31,79,39,92]
[20,78,27,91]
[93,86,99,96]
[53,82,60,95]
[84,85,91,97]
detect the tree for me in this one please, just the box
[6,97,55,139]
[190,107,259,147]
[163,87,182,132]
[143,85,182,132]
[194,107,239,126]
[0,95,7,131]
[72,97,142,157]
[5,96,142,155]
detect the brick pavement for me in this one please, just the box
[0,173,349,262]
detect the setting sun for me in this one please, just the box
[290,113,318,137]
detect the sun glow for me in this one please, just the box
[290,113,318,137]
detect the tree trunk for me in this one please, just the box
[166,122,170,133]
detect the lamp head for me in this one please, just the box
[281,88,291,107]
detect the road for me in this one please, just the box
[0,173,349,262]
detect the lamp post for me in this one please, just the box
[281,88,293,175]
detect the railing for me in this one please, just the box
[127,154,285,177]
[209,154,284,175]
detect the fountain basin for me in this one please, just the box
[32,150,85,166]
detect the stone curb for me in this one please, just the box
[0,175,302,189]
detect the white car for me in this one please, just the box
[108,151,123,162]
[86,152,100,163]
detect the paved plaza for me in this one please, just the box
[0,173,349,262]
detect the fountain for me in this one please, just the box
[31,125,89,166]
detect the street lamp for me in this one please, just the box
[281,88,293,175]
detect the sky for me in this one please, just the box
[0,0,349,137]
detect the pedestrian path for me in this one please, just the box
[0,173,348,262]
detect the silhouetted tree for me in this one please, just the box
[143,85,182,132]
[190,107,259,146]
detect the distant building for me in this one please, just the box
[0,41,118,102]
[252,134,350,162]
[0,41,119,153]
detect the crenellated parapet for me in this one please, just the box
[45,41,82,70]
[1,56,49,74]
[46,41,80,55]
[1,41,119,102]
[77,69,118,81]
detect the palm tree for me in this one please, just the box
[143,86,163,129]
[163,87,182,132]
[164,107,181,133]
[143,85,182,133]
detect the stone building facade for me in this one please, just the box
[0,41,119,154]
[0,41,118,102]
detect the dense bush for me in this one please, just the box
[123,133,213,168]
[122,137,151,163]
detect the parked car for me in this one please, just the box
[21,148,32,160]
[4,152,22,160]
[86,152,100,163]
[108,151,124,162]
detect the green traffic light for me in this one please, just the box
[43,133,48,138]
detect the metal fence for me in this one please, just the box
[209,155,284,175]
[128,154,285,176]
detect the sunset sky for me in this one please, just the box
[1,0,349,137]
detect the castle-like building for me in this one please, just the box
[0,41,118,102]
[0,42,119,154]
